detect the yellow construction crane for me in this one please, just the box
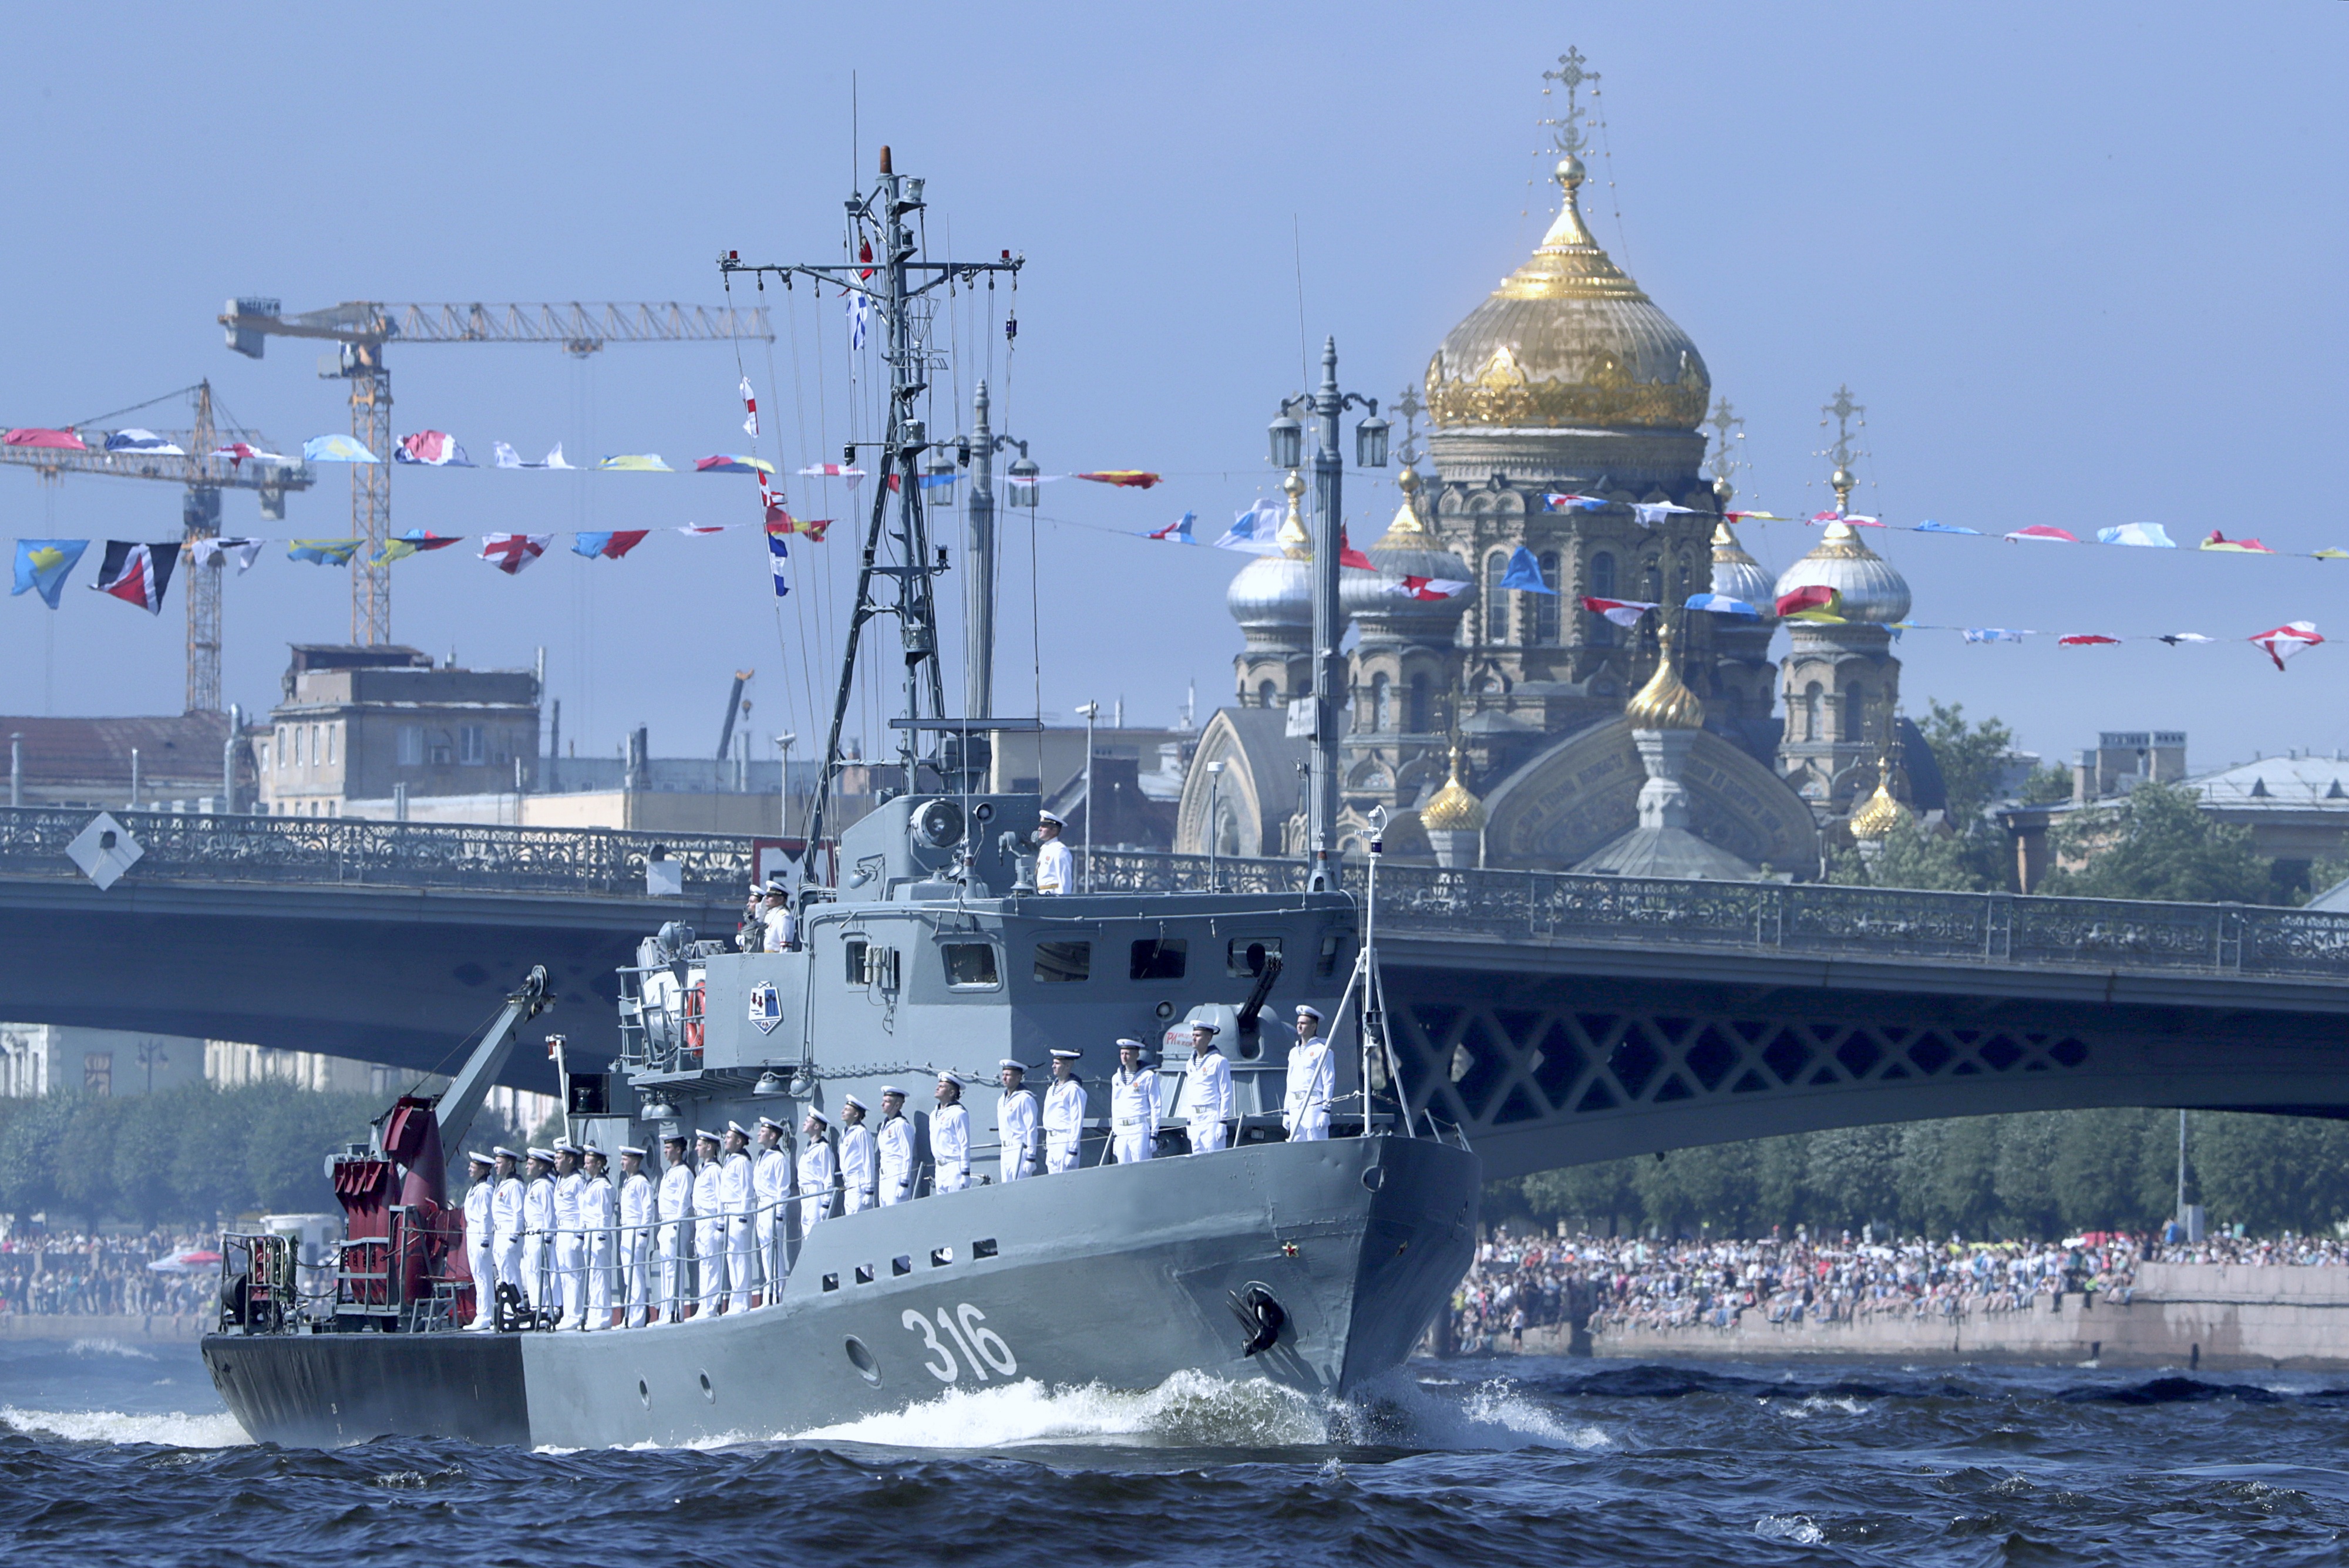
[220,298,775,645]
[0,381,313,714]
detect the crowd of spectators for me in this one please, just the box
[1447,1225,2349,1352]
[0,1231,217,1320]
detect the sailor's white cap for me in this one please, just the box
[840,1093,868,1113]
[694,1128,722,1143]
[1115,1037,1147,1052]
[1190,1020,1221,1037]
[1036,809,1065,827]
[936,1070,964,1086]
[553,1139,583,1156]
[527,1146,556,1163]
[466,1149,494,1166]
[493,1146,521,1160]
[998,1058,1027,1073]
[803,1107,830,1126]
[1049,1048,1082,1061]
[756,1115,787,1133]
[763,879,790,896]
[661,1130,688,1145]
[581,1144,605,1159]
[880,1085,906,1098]
[1294,1004,1325,1021]
[618,1145,648,1158]
[725,1120,751,1138]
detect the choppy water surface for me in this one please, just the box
[6,1335,2349,1565]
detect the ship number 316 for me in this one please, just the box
[901,1303,1019,1383]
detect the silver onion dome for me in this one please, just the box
[1226,552,1315,634]
[1771,519,1910,625]
[1709,520,1777,620]
[1342,467,1475,628]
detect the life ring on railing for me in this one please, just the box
[682,981,706,1053]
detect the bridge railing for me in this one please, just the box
[0,806,755,897]
[1081,849,2349,982]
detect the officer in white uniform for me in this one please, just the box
[1108,1040,1159,1164]
[520,1148,557,1315]
[930,1074,971,1193]
[876,1088,916,1205]
[462,1150,496,1329]
[837,1096,877,1215]
[795,1109,836,1238]
[1042,1049,1088,1173]
[655,1133,694,1323]
[691,1129,727,1316]
[551,1141,588,1328]
[761,882,798,951]
[579,1146,617,1330]
[1283,1004,1335,1143]
[490,1148,526,1321]
[617,1145,655,1328]
[1183,1023,1235,1154]
[997,1060,1039,1182]
[1033,810,1073,895]
[721,1122,757,1313]
[752,1116,792,1304]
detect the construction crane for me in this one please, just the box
[220,299,776,646]
[0,381,312,714]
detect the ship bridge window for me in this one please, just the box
[1034,940,1092,984]
[943,943,1000,988]
[1129,938,1187,981]
[1317,931,1348,978]
[843,937,867,985]
[1227,937,1282,978]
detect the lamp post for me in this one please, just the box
[1205,760,1226,891]
[1271,337,1388,890]
[1072,701,1099,892]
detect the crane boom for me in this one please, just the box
[219,297,775,646]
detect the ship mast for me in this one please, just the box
[721,148,1022,876]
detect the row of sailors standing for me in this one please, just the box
[455,1004,1334,1330]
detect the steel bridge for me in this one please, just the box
[4,809,2346,1172]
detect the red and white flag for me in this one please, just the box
[2057,634,2120,647]
[90,540,180,614]
[479,533,550,576]
[1338,529,1376,572]
[676,524,726,536]
[739,376,759,439]
[2005,525,2079,544]
[797,463,865,489]
[2250,620,2323,671]
[1580,595,1659,627]
[1385,576,1471,601]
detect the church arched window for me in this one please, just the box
[1641,556,1663,603]
[1589,551,1617,645]
[1536,551,1561,644]
[1483,551,1510,645]
[1842,684,1867,743]
[1257,679,1277,709]
[1803,681,1823,741]
[1371,673,1391,732]
[1409,673,1431,734]
[1676,551,1694,602]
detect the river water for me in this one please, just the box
[5,1334,2347,1565]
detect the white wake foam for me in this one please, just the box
[66,1337,157,1361]
[0,1406,251,1448]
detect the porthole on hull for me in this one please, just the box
[844,1335,881,1385]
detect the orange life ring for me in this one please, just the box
[682,981,706,1052]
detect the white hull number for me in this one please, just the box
[901,1303,1019,1383]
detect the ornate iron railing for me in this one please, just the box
[1079,849,2349,984]
[0,806,754,897]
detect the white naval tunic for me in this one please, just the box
[656,1159,695,1320]
[1109,1066,1160,1164]
[580,1173,617,1328]
[795,1137,836,1236]
[552,1169,587,1326]
[1283,1036,1335,1142]
[1042,1075,1088,1174]
[997,1088,1039,1182]
[839,1123,877,1214]
[619,1169,655,1325]
[492,1174,527,1305]
[520,1175,555,1309]
[692,1159,727,1313]
[877,1114,916,1205]
[930,1102,971,1192]
[1034,836,1073,895]
[463,1179,495,1328]
[1184,1048,1234,1154]
[753,1145,792,1297]
[721,1149,757,1311]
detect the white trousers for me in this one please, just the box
[1045,1138,1081,1174]
[657,1222,689,1319]
[1288,1113,1330,1143]
[879,1166,913,1206]
[843,1185,871,1216]
[934,1165,970,1193]
[521,1236,547,1308]
[1001,1148,1035,1183]
[759,1214,786,1302]
[466,1238,494,1327]
[585,1231,613,1328]
[694,1219,726,1314]
[554,1233,584,1326]
[494,1237,523,1304]
[1189,1120,1228,1155]
[622,1230,652,1326]
[1111,1130,1154,1165]
[799,1195,827,1239]
[726,1215,757,1312]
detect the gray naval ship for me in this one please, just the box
[200,146,1479,1449]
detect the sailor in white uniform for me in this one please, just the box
[1183,1022,1235,1155]
[997,1060,1039,1182]
[752,1116,792,1303]
[795,1109,836,1238]
[579,1146,617,1330]
[930,1073,971,1193]
[462,1150,496,1330]
[551,1140,587,1328]
[1043,1049,1088,1173]
[721,1122,758,1313]
[1283,1004,1335,1143]
[1033,809,1073,895]
[1108,1039,1159,1164]
[760,881,798,952]
[520,1148,557,1315]
[876,1087,916,1205]
[837,1096,877,1215]
[490,1148,526,1320]
[655,1133,694,1323]
[691,1129,728,1316]
[617,1145,655,1328]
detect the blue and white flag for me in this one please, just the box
[105,429,184,456]
[1962,628,2026,644]
[1214,499,1284,556]
[1143,512,1196,543]
[849,293,870,352]
[1632,502,1701,527]
[12,539,89,608]
[768,529,790,598]
[1684,591,1760,618]
[1499,545,1557,594]
[2096,522,2177,549]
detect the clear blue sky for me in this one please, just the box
[3,3,2341,775]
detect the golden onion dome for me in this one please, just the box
[1771,520,1911,625]
[1849,772,1916,840]
[1276,468,1311,560]
[1623,619,1707,731]
[1425,155,1709,431]
[1419,743,1486,832]
[1709,519,1776,620]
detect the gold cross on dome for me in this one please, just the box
[1540,47,1600,160]
[1820,383,1866,473]
[1704,398,1746,487]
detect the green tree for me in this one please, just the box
[0,1095,73,1219]
[1831,820,1994,893]
[1802,1125,1902,1234]
[1519,1158,1638,1234]
[2020,765,2075,806]
[53,1096,125,1225]
[2042,780,2274,903]
[1919,701,2017,822]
